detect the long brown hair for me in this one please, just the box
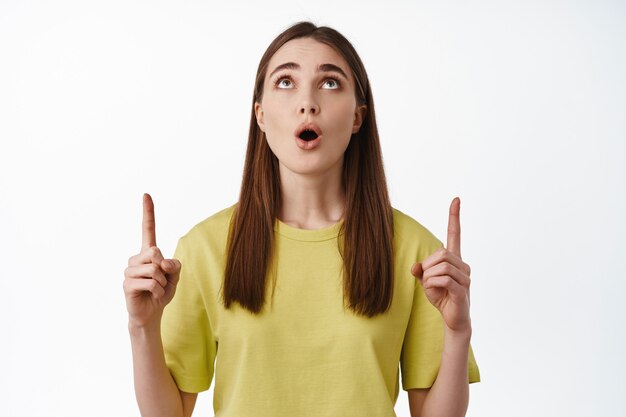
[222,21,394,318]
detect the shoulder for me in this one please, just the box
[392,207,444,259]
[178,202,238,248]
[392,207,440,244]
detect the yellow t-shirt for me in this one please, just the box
[161,203,480,416]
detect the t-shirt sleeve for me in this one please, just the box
[400,233,481,390]
[161,235,217,393]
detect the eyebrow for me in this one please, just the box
[268,62,350,80]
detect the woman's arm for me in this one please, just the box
[125,194,194,417]
[408,327,471,417]
[409,198,474,417]
[129,321,188,417]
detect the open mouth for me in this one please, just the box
[298,129,319,141]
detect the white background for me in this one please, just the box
[1,0,625,416]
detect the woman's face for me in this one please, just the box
[255,37,366,178]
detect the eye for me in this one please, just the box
[322,77,341,89]
[274,75,294,89]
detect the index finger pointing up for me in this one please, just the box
[142,193,156,251]
[447,196,461,257]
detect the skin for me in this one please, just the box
[254,37,367,229]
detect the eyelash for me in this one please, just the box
[272,74,342,89]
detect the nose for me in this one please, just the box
[299,90,319,115]
[299,102,319,114]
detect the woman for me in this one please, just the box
[124,21,480,417]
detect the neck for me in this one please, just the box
[277,159,345,230]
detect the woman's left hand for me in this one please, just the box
[411,197,472,333]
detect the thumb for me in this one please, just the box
[161,259,181,281]
[411,262,424,281]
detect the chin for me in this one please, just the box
[282,156,344,177]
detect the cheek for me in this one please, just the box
[260,106,287,151]
[261,102,289,134]
[329,103,357,136]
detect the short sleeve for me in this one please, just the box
[400,234,481,390]
[161,235,217,393]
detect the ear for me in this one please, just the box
[351,104,367,134]
[254,102,265,132]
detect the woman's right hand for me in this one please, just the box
[123,193,181,328]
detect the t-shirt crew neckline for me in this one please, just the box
[273,217,345,242]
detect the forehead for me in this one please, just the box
[267,38,352,79]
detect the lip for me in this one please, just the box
[294,122,323,150]
[295,135,322,150]
[294,122,323,138]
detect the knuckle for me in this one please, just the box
[123,279,133,293]
[154,272,165,286]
